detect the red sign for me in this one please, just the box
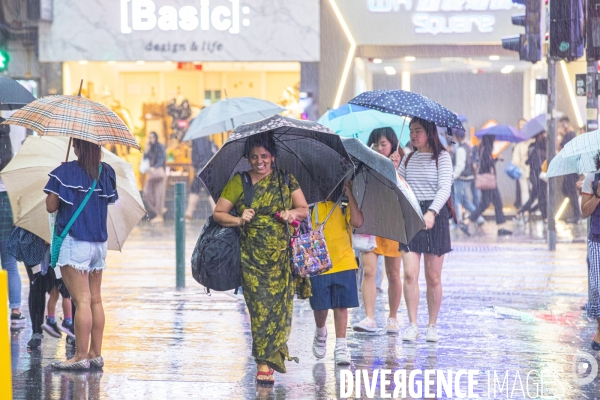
[177,62,202,70]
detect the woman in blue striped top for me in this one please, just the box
[398,117,453,343]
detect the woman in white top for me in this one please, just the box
[398,117,453,343]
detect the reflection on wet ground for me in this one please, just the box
[10,221,599,399]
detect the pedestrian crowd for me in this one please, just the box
[1,87,597,390]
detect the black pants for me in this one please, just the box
[469,188,506,225]
[520,176,547,219]
[24,265,71,335]
[562,174,582,220]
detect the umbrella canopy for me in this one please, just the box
[342,138,424,244]
[1,95,140,149]
[323,108,410,148]
[475,124,527,143]
[547,129,600,177]
[183,97,285,141]
[0,136,146,251]
[521,114,546,139]
[349,90,464,132]
[200,115,354,205]
[0,77,35,110]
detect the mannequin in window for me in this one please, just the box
[166,86,191,141]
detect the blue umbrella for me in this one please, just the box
[322,107,410,147]
[349,90,464,132]
[521,114,546,139]
[475,124,527,143]
[317,104,371,124]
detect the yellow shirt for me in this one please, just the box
[312,201,358,275]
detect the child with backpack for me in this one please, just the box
[310,181,364,365]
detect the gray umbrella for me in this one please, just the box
[521,114,546,138]
[342,138,424,245]
[200,115,354,204]
[0,77,35,110]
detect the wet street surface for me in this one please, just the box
[9,219,600,399]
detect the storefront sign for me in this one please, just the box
[366,0,521,35]
[39,0,319,62]
[334,0,524,45]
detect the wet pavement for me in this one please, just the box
[9,219,600,399]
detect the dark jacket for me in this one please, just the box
[144,142,166,168]
[192,137,213,170]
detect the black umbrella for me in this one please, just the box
[349,90,464,133]
[342,138,424,244]
[0,77,35,110]
[200,115,354,204]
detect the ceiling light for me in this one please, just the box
[78,60,88,65]
[136,61,145,65]
[404,56,416,62]
[107,61,116,65]
[384,66,397,75]
[500,65,515,74]
[489,55,500,61]
[373,58,382,64]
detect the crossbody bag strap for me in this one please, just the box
[317,195,344,230]
[59,164,102,239]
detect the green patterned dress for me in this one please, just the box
[221,170,310,373]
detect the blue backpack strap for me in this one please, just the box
[59,164,102,239]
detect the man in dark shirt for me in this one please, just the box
[185,137,215,219]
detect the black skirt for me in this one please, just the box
[400,200,452,256]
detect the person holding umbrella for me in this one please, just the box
[398,117,453,342]
[353,127,404,334]
[44,139,118,370]
[466,135,512,236]
[213,132,309,384]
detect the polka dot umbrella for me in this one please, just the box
[349,90,465,133]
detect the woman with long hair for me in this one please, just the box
[45,138,118,370]
[468,135,512,236]
[143,131,167,224]
[0,123,26,328]
[398,117,452,342]
[213,133,309,385]
[353,127,404,334]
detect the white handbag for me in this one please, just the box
[139,158,150,174]
[352,233,377,252]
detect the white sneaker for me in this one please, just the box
[426,325,439,342]
[312,329,327,359]
[402,323,420,342]
[334,344,351,365]
[352,317,378,333]
[385,318,400,334]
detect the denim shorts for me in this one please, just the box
[57,235,107,273]
[309,269,359,311]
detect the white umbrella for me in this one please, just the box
[0,136,145,251]
[182,97,285,141]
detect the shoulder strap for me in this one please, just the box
[240,172,254,208]
[59,164,102,239]
[403,151,415,168]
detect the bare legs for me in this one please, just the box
[60,267,104,363]
[402,252,444,326]
[313,308,348,338]
[361,252,402,320]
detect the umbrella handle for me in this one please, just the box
[65,138,72,163]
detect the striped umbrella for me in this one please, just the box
[1,88,140,154]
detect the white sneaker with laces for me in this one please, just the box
[402,323,419,342]
[385,318,400,334]
[352,317,378,333]
[426,325,439,342]
[312,329,327,359]
[334,344,351,365]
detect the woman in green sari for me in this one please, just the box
[213,133,309,384]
